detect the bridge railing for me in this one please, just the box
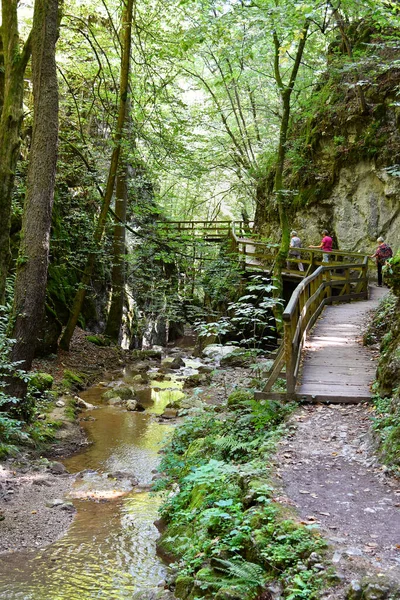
[262,256,369,396]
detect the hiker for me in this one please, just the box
[370,237,393,287]
[310,229,333,262]
[288,231,304,272]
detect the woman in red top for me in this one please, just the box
[310,229,333,262]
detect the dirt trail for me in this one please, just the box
[276,403,400,593]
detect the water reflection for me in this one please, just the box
[0,373,176,599]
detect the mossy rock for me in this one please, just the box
[30,372,54,392]
[227,390,253,408]
[62,369,85,390]
[214,590,244,600]
[132,349,162,360]
[174,575,195,600]
[220,350,253,367]
[102,386,135,401]
[111,386,135,400]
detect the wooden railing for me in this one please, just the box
[262,258,369,396]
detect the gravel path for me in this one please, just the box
[0,458,75,554]
[275,403,400,594]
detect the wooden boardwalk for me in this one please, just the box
[296,286,387,403]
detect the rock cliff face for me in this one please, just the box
[291,161,400,253]
[258,25,400,255]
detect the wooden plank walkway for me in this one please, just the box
[296,286,387,403]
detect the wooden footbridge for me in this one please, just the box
[159,220,377,404]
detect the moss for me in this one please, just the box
[61,369,85,390]
[86,335,111,346]
[175,575,195,600]
[29,372,54,392]
[227,390,253,408]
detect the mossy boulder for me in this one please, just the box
[174,575,195,600]
[102,386,135,401]
[30,372,54,392]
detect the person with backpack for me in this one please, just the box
[370,237,393,286]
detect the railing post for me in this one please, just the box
[284,316,296,395]
[325,268,332,302]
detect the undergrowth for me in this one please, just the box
[155,392,334,599]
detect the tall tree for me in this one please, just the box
[59,0,134,350]
[104,160,128,342]
[8,0,59,402]
[0,2,31,303]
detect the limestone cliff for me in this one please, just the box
[259,24,400,255]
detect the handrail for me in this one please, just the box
[264,256,369,395]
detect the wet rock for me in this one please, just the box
[107,471,138,485]
[161,356,184,370]
[107,396,123,406]
[74,396,95,410]
[102,386,135,401]
[126,399,145,412]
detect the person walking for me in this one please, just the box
[370,237,393,286]
[310,229,333,262]
[288,231,304,272]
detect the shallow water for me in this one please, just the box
[0,373,182,599]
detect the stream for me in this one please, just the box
[0,361,194,599]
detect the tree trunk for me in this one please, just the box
[59,0,134,351]
[0,3,31,304]
[104,163,127,342]
[271,22,309,332]
[8,0,59,403]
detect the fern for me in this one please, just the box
[212,557,267,588]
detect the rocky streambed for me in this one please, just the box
[0,344,261,599]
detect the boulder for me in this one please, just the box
[30,372,54,392]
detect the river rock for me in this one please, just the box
[161,356,184,370]
[107,471,138,485]
[74,396,95,410]
[220,350,252,367]
[183,373,211,388]
[201,344,238,361]
[46,498,64,508]
[55,400,65,408]
[197,365,213,374]
[107,396,123,406]
[126,399,145,412]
